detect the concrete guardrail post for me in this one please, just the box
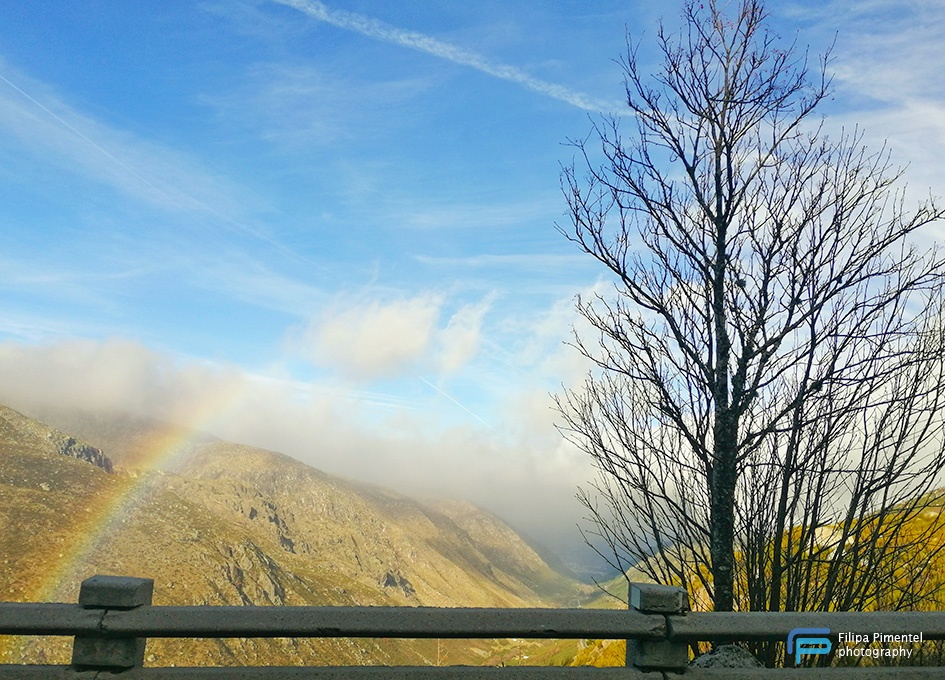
[626,582,689,673]
[71,575,154,671]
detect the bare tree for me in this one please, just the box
[557,0,945,628]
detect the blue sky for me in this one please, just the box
[1,0,943,565]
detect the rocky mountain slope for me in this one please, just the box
[0,405,587,667]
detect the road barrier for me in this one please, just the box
[2,576,944,677]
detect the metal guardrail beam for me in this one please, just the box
[100,606,667,639]
[5,604,944,643]
[672,611,945,641]
[0,604,102,636]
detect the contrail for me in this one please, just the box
[272,0,619,113]
[0,72,174,202]
[417,376,491,428]
[0,71,306,263]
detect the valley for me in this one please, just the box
[0,404,596,667]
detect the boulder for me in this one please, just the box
[690,644,764,668]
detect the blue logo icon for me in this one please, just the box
[787,628,832,664]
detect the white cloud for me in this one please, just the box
[502,279,608,381]
[300,294,443,380]
[295,291,497,380]
[825,3,945,108]
[199,61,434,150]
[193,255,329,316]
[784,1,945,240]
[436,295,493,374]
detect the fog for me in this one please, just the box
[0,337,607,574]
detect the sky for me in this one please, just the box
[0,0,944,571]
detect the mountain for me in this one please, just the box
[0,405,588,667]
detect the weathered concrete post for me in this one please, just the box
[71,575,154,670]
[626,582,689,673]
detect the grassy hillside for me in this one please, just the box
[0,405,589,667]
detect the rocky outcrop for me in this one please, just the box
[218,542,289,606]
[0,404,114,474]
[49,433,113,473]
[381,570,416,598]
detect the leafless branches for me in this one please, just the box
[556,0,945,638]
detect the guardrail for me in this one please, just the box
[1,576,944,677]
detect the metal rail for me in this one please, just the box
[1,576,943,678]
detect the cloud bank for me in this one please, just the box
[0,336,595,564]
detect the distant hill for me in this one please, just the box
[0,404,590,667]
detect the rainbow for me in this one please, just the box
[33,389,246,604]
[0,390,251,664]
